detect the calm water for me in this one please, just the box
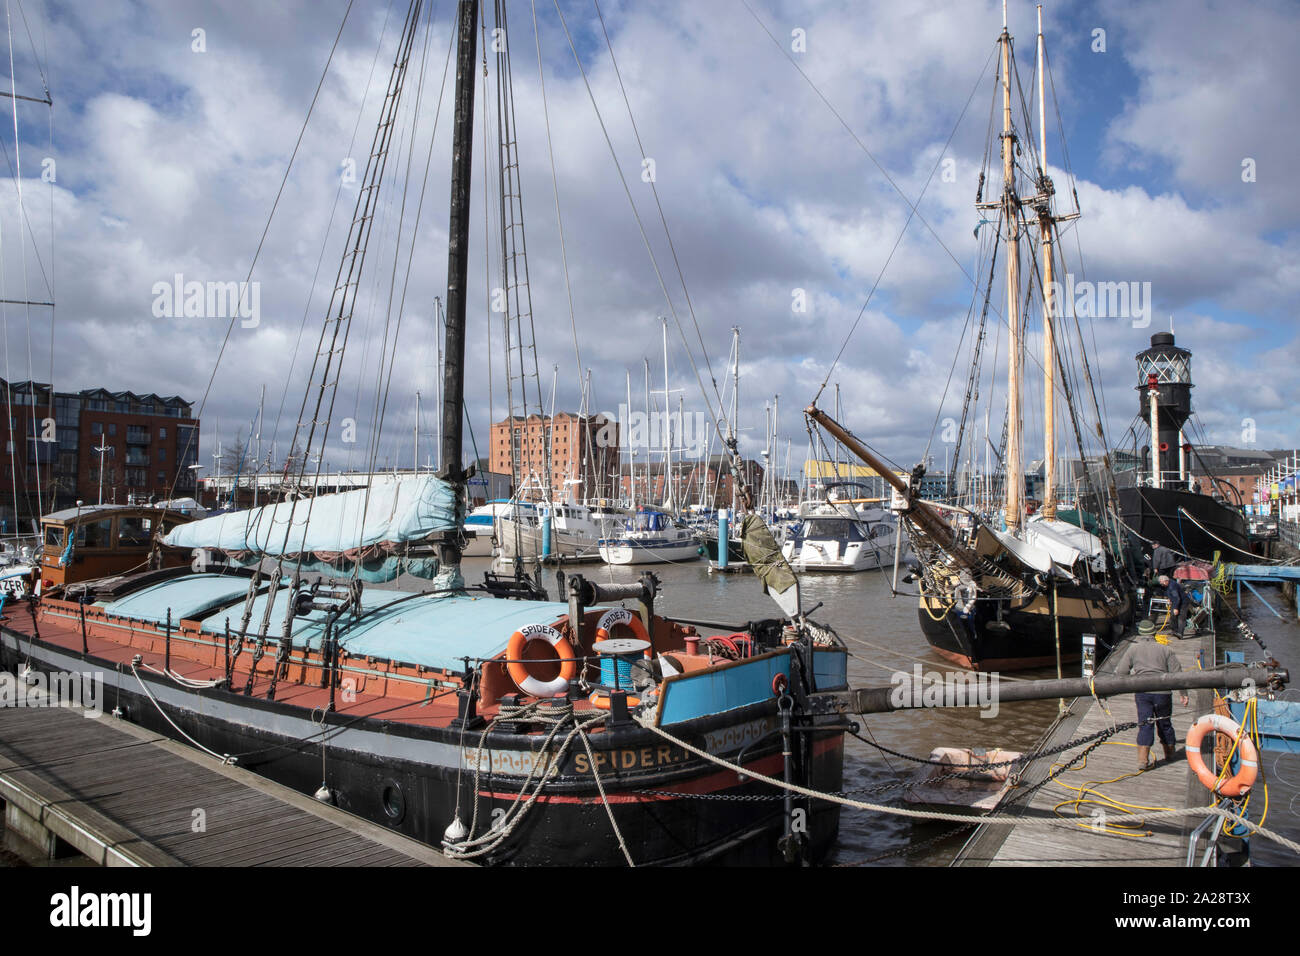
[4,554,1297,867]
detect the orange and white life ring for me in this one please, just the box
[1185,713,1258,797]
[594,607,649,645]
[506,623,578,698]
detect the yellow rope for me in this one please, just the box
[1218,697,1269,838]
[921,596,953,621]
[1049,743,1176,838]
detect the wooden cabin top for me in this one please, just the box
[38,504,198,588]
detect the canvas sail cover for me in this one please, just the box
[741,513,801,618]
[163,476,458,559]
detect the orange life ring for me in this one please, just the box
[594,607,649,645]
[1185,713,1258,797]
[506,623,578,698]
[589,689,641,710]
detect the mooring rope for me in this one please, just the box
[633,713,1300,856]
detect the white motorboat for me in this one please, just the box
[781,500,905,573]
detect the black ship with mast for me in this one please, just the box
[1116,331,1252,562]
[807,5,1134,670]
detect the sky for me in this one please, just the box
[0,0,1296,487]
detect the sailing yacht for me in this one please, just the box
[598,508,701,565]
[805,6,1132,669]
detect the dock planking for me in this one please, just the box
[0,692,469,867]
[955,626,1220,866]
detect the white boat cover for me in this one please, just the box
[1024,517,1108,574]
[163,476,458,559]
[986,526,1058,574]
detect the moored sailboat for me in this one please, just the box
[1,0,847,866]
[805,5,1133,670]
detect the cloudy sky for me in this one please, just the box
[1,0,1296,487]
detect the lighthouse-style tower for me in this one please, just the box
[1135,332,1193,489]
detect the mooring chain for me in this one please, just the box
[634,719,1153,803]
[857,720,1143,771]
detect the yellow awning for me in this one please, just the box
[803,459,904,480]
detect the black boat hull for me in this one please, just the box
[917,584,1131,672]
[0,625,844,866]
[702,532,746,564]
[1118,486,1252,562]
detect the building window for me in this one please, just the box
[159,427,167,440]
[92,422,102,435]
[108,423,117,436]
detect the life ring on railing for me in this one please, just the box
[506,623,578,698]
[1185,713,1258,797]
[589,689,641,710]
[594,607,650,645]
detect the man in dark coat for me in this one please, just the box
[1158,573,1188,637]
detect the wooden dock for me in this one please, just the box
[954,628,1219,867]
[0,690,468,867]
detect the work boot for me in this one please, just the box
[1137,745,1152,770]
[1162,743,1176,762]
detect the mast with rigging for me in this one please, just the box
[438,0,479,570]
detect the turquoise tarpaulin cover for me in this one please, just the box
[162,476,458,558]
[99,572,570,671]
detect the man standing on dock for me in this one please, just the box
[1157,574,1187,637]
[1112,619,1189,770]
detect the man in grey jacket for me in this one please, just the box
[1112,619,1189,769]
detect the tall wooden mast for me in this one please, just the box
[1000,10,1024,531]
[439,0,479,568]
[1037,4,1058,520]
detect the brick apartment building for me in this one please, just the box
[1,379,200,527]
[489,412,620,501]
